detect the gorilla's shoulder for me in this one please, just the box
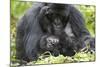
[24,3,44,17]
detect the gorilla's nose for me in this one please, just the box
[54,18,61,25]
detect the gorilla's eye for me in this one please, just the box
[46,12,56,21]
[45,11,67,24]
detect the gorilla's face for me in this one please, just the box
[44,4,70,30]
[45,8,67,22]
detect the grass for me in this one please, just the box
[11,51,95,66]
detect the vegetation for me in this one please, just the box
[11,0,95,66]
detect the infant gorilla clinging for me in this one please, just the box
[16,2,95,63]
[39,35,60,57]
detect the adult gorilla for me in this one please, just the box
[16,3,95,63]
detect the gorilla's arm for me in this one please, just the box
[69,6,90,38]
[16,3,47,62]
[16,16,27,61]
[68,6,95,50]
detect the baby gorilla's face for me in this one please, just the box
[46,36,59,50]
[44,35,60,57]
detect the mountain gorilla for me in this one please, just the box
[16,3,95,63]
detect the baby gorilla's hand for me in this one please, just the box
[46,36,59,48]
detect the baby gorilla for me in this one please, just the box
[39,35,60,57]
[39,34,82,57]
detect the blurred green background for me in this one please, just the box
[11,0,95,66]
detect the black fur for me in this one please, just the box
[16,3,95,63]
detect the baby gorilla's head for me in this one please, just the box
[39,35,60,57]
[45,35,61,56]
[45,36,59,50]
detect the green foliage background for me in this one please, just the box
[11,0,95,66]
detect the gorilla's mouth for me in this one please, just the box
[53,24,63,30]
